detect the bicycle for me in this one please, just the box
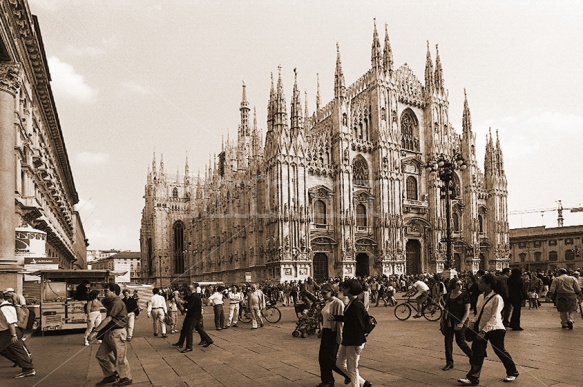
[393,295,443,321]
[238,300,282,324]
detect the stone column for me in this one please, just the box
[0,64,21,262]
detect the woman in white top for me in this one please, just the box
[317,284,350,387]
[458,273,519,386]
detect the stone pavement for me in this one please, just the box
[1,301,581,387]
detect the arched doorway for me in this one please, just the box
[454,253,461,271]
[313,253,329,282]
[355,253,369,277]
[406,240,421,274]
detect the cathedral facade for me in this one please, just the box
[140,22,509,286]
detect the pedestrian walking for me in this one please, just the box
[549,268,583,330]
[317,284,350,387]
[330,279,372,387]
[147,288,167,338]
[441,279,472,371]
[0,291,35,379]
[226,285,243,328]
[172,284,213,352]
[122,290,139,341]
[167,292,180,334]
[208,287,226,330]
[89,283,132,386]
[84,290,103,346]
[507,268,527,331]
[458,273,519,385]
[247,284,265,329]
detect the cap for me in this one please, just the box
[3,287,15,293]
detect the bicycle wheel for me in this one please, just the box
[263,306,282,323]
[239,310,252,323]
[394,303,412,320]
[422,303,443,321]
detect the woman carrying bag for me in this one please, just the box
[441,280,472,370]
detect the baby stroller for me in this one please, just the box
[292,300,323,338]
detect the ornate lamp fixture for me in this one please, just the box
[425,152,467,270]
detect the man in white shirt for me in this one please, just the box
[208,287,226,330]
[226,285,244,328]
[410,279,430,318]
[147,288,167,338]
[0,291,35,378]
[458,273,518,385]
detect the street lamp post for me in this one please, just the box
[426,152,467,276]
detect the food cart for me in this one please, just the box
[31,269,121,334]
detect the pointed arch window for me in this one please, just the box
[172,187,178,198]
[356,204,367,227]
[173,222,185,274]
[352,156,369,186]
[400,110,420,151]
[406,176,418,200]
[314,200,327,225]
[478,214,484,234]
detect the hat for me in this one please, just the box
[3,287,15,293]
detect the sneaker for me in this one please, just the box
[503,375,518,382]
[98,340,103,343]
[413,315,422,319]
[15,369,36,378]
[112,377,133,386]
[95,373,118,386]
[567,321,574,330]
[161,334,168,338]
[84,340,90,346]
[232,324,238,328]
[457,378,478,386]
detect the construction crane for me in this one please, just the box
[509,200,583,227]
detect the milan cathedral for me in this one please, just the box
[140,21,509,286]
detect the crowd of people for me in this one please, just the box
[1,266,581,385]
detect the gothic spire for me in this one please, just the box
[383,23,393,75]
[290,68,303,134]
[316,73,321,110]
[159,153,164,176]
[152,151,157,175]
[496,129,505,172]
[334,43,345,99]
[371,18,382,69]
[304,89,309,119]
[434,44,444,92]
[267,72,275,131]
[185,151,190,177]
[462,88,472,134]
[275,65,287,127]
[424,41,434,94]
[240,81,250,136]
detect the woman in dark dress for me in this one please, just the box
[442,279,473,370]
[507,268,527,330]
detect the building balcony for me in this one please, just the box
[403,199,429,214]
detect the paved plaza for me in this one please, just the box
[2,301,580,387]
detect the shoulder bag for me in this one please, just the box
[465,294,495,342]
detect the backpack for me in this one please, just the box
[364,313,377,336]
[0,303,35,331]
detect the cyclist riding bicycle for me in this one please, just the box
[409,279,430,318]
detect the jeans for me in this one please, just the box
[228,303,240,326]
[96,329,131,380]
[466,329,517,383]
[126,312,135,338]
[85,311,102,340]
[151,309,166,335]
[337,344,365,387]
[213,304,225,328]
[509,299,523,328]
[319,328,349,384]
[443,325,473,365]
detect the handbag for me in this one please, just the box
[163,314,173,326]
[465,294,495,342]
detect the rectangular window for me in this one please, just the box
[533,241,541,248]
[518,242,526,248]
[565,238,573,245]
[549,240,557,246]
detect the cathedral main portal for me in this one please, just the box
[313,253,328,282]
[406,240,421,274]
[355,253,370,277]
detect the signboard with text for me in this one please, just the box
[24,257,59,282]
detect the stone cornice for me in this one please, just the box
[5,0,79,203]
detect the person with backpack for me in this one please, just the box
[329,279,372,387]
[0,291,35,378]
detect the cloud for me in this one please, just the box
[48,56,98,102]
[74,197,95,213]
[76,152,110,166]
[122,81,153,95]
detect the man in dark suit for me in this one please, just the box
[172,283,213,352]
[497,268,511,326]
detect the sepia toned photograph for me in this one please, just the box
[0,1,581,386]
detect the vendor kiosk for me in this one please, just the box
[31,270,117,334]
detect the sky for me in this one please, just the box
[27,0,583,251]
